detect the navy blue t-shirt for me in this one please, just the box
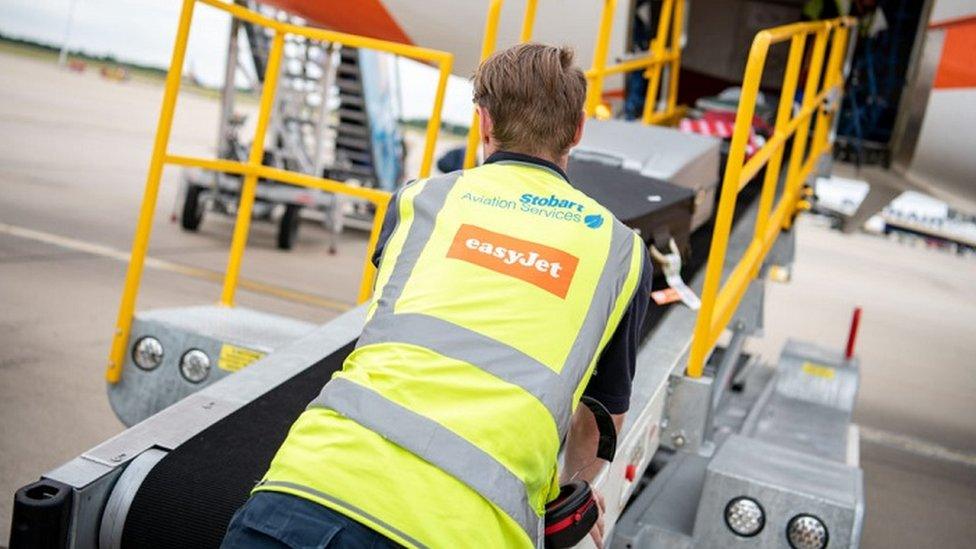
[371,152,652,414]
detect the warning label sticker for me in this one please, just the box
[218,344,266,372]
[802,361,836,379]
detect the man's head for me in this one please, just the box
[472,43,587,165]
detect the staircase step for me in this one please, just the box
[336,135,371,150]
[338,94,365,107]
[336,124,369,138]
[338,108,368,122]
[338,150,374,164]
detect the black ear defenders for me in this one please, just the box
[544,397,617,549]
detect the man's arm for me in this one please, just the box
[560,246,652,547]
[371,191,402,268]
[564,245,652,482]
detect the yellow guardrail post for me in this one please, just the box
[641,0,675,124]
[809,23,850,169]
[106,0,195,383]
[686,30,770,378]
[582,0,683,125]
[463,0,540,169]
[107,0,453,383]
[584,0,618,117]
[752,34,806,261]
[685,18,854,378]
[782,27,828,226]
[664,0,683,119]
[219,31,285,307]
[520,0,539,42]
[463,0,504,170]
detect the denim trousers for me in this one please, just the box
[222,491,403,549]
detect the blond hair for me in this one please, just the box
[472,43,586,158]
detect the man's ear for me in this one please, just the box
[477,105,493,146]
[571,111,585,148]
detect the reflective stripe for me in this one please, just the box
[367,172,461,320]
[312,378,543,545]
[556,223,637,431]
[359,223,638,435]
[256,479,429,549]
[358,312,562,420]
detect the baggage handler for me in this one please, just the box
[223,43,652,549]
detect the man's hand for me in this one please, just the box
[562,407,626,484]
[589,489,606,548]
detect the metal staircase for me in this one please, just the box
[241,2,334,176]
[333,47,379,185]
[240,1,379,186]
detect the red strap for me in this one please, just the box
[544,498,595,535]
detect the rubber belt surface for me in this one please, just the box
[120,342,355,548]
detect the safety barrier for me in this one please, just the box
[462,0,539,169]
[584,0,685,125]
[686,17,856,378]
[106,0,453,383]
[463,0,685,168]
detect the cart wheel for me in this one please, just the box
[277,204,301,250]
[181,185,205,231]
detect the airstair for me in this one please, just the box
[181,1,394,249]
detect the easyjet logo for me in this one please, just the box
[446,224,579,298]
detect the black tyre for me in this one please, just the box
[277,204,301,250]
[180,185,205,231]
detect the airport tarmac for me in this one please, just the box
[1,50,974,547]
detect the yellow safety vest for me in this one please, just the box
[255,159,644,548]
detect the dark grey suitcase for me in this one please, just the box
[571,119,721,231]
[566,158,695,257]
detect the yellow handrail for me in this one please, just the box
[462,0,540,169]
[585,0,685,125]
[464,0,684,167]
[106,0,453,383]
[686,16,856,378]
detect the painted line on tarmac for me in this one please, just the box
[0,221,353,312]
[859,425,976,468]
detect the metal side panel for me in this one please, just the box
[611,451,710,549]
[22,307,366,548]
[108,306,317,426]
[751,393,853,464]
[775,339,859,413]
[93,306,364,467]
[693,434,863,548]
[752,339,861,464]
[27,459,122,549]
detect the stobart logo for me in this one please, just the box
[461,191,604,229]
[447,224,579,298]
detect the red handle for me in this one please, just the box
[845,307,862,360]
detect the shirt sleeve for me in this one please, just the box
[371,190,402,267]
[582,246,653,414]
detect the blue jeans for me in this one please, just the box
[222,491,402,549]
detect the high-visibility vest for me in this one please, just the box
[255,160,645,548]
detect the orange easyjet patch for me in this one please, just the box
[446,224,579,298]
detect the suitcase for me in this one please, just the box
[571,119,721,231]
[566,157,695,257]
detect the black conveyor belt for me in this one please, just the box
[120,343,355,548]
[118,180,764,548]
